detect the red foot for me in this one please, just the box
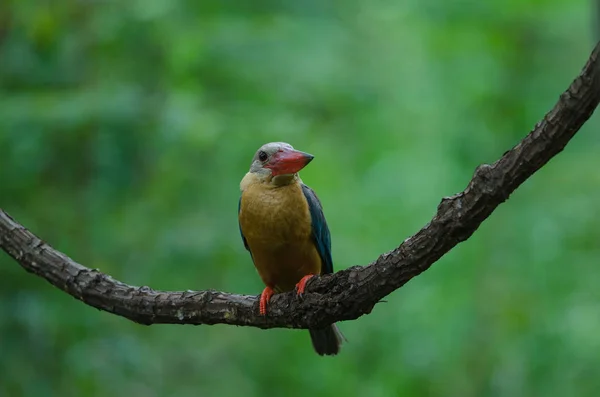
[259,286,274,315]
[295,274,315,296]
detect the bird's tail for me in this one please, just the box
[309,324,345,356]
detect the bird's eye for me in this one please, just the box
[258,151,268,162]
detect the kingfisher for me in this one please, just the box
[238,142,344,356]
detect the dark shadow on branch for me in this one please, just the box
[1,42,599,330]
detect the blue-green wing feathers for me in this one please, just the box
[301,184,333,275]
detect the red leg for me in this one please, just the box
[259,286,274,315]
[295,274,315,296]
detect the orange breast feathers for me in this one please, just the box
[239,175,322,292]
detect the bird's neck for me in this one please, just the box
[272,174,298,186]
[240,172,300,191]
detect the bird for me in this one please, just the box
[238,142,344,356]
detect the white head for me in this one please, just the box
[247,142,314,184]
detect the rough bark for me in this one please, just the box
[1,42,599,330]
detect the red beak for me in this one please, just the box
[265,148,314,176]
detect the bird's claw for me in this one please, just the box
[295,274,315,297]
[259,286,274,315]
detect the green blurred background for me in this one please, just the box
[1,0,599,396]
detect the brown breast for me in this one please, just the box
[239,179,322,292]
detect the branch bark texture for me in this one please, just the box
[1,43,599,330]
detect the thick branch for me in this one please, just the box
[1,43,599,329]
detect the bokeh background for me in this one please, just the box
[1,1,599,396]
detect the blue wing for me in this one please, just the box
[238,196,250,252]
[301,184,333,275]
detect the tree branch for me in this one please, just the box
[1,43,599,330]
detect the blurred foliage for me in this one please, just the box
[1,0,599,396]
